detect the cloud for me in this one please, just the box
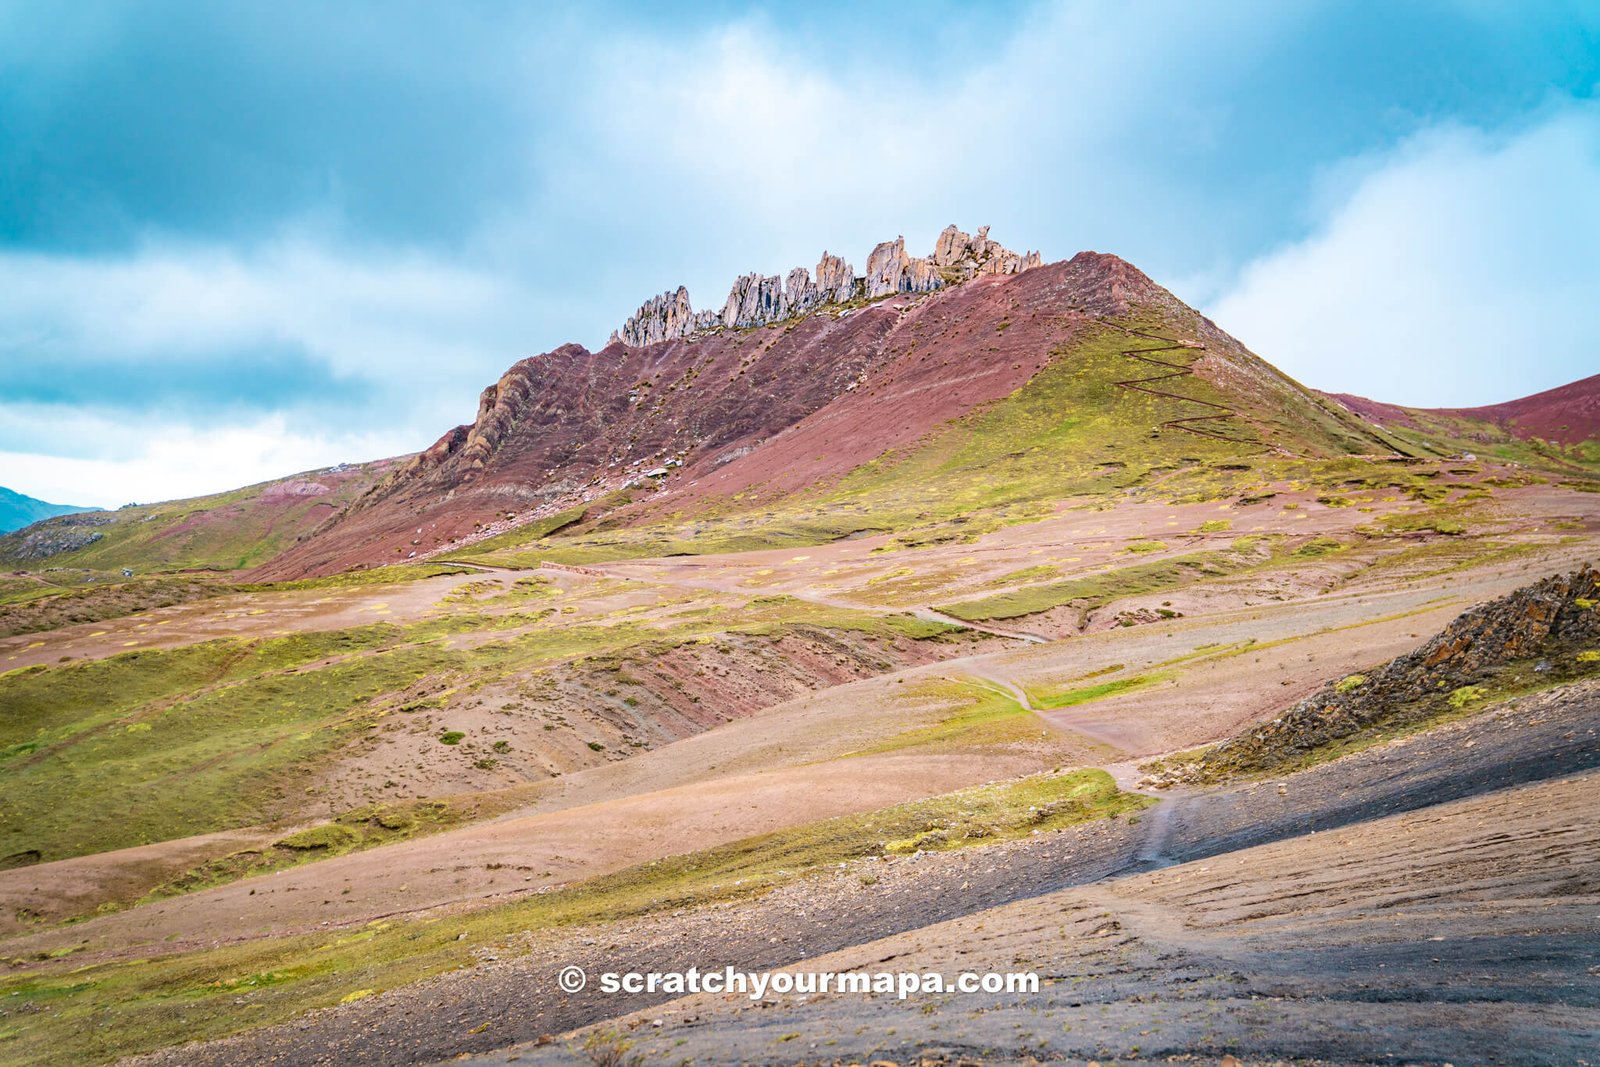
[1207,105,1600,407]
[0,236,540,504]
[0,412,412,509]
[560,3,1310,304]
[3,2,1599,506]
[0,236,534,423]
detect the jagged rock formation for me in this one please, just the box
[1145,564,1600,784]
[864,237,939,297]
[931,224,1043,279]
[611,286,719,347]
[814,252,857,303]
[720,271,791,329]
[610,225,1041,345]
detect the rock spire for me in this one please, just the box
[609,224,1040,346]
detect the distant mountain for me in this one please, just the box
[1329,373,1600,447]
[0,461,400,572]
[9,224,1594,581]
[0,486,95,535]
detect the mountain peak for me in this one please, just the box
[609,224,1042,347]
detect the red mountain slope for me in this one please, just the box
[256,250,1390,580]
[1329,372,1600,446]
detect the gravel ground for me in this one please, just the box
[125,678,1600,1067]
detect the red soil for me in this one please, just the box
[1329,372,1600,445]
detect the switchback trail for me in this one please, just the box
[1108,324,1245,443]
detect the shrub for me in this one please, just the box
[439,731,465,745]
[372,809,415,831]
[1294,536,1343,558]
[1334,673,1367,693]
[277,824,360,851]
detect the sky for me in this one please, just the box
[1,1,1597,508]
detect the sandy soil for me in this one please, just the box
[552,768,1599,1067]
[0,566,704,673]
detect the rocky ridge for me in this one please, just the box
[2,511,114,561]
[610,224,1040,346]
[1146,563,1600,784]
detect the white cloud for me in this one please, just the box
[0,234,541,505]
[0,412,414,509]
[0,235,529,387]
[5,5,1595,512]
[1208,106,1600,407]
[562,2,1311,306]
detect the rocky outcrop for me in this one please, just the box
[814,252,857,304]
[932,224,1043,279]
[720,272,789,329]
[611,286,722,347]
[718,251,871,328]
[864,237,941,298]
[0,511,113,562]
[609,225,1041,345]
[1145,564,1600,784]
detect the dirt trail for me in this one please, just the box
[7,552,1558,957]
[964,672,1168,796]
[582,559,1048,644]
[1109,323,1245,442]
[908,606,1048,643]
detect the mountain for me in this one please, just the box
[254,226,1398,579]
[1326,373,1600,474]
[1330,373,1600,447]
[0,460,400,572]
[0,487,94,535]
[8,224,1595,581]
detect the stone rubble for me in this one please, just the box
[1145,563,1600,785]
[609,224,1042,346]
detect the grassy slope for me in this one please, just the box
[0,592,958,864]
[0,563,474,642]
[456,311,1597,569]
[934,534,1345,622]
[0,463,392,576]
[1358,404,1600,478]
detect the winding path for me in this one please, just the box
[1109,325,1244,442]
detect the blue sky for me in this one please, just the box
[2,1,1597,507]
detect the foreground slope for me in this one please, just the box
[65,586,1600,1067]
